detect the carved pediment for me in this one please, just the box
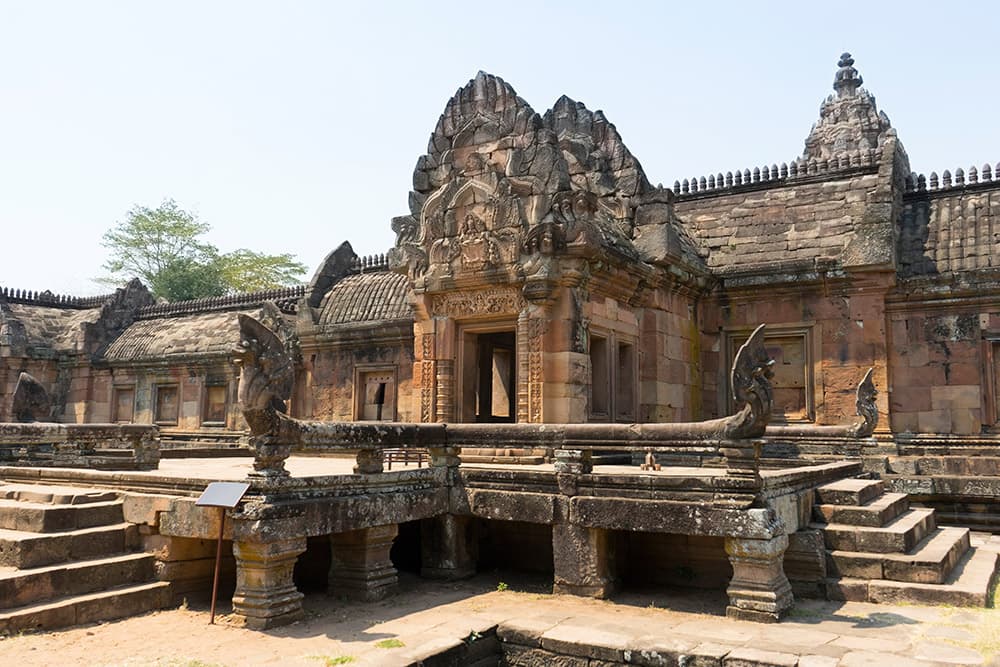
[389,71,687,292]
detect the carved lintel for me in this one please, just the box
[430,287,526,318]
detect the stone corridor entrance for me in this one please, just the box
[462,329,516,423]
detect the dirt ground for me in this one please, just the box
[1,573,997,666]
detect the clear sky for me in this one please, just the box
[2,1,997,296]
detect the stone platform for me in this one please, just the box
[0,456,862,629]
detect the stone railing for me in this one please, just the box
[0,287,115,309]
[904,162,999,193]
[137,285,306,319]
[350,253,390,273]
[0,423,160,470]
[234,315,776,501]
[671,148,882,198]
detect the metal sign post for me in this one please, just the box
[195,481,250,625]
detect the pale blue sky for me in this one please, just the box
[2,1,997,295]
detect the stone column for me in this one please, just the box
[329,524,399,602]
[724,534,793,622]
[421,514,476,580]
[516,307,548,423]
[552,523,616,598]
[231,537,306,629]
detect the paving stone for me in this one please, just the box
[723,647,798,667]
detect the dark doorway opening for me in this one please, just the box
[293,535,332,592]
[391,520,422,574]
[464,331,516,423]
[475,519,552,592]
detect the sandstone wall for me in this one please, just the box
[301,331,415,423]
[674,170,882,272]
[899,183,1000,278]
[887,309,1000,435]
[699,279,892,428]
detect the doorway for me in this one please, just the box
[462,330,516,423]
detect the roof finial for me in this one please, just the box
[833,52,863,97]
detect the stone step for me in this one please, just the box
[0,581,171,635]
[827,526,971,584]
[0,498,123,533]
[814,478,884,506]
[827,546,998,607]
[817,507,936,554]
[0,523,138,569]
[0,552,156,609]
[885,455,1000,477]
[813,492,909,527]
[0,484,118,505]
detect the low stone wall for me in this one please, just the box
[0,422,160,470]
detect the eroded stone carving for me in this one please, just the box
[11,372,51,422]
[388,71,694,293]
[848,367,878,438]
[234,314,296,477]
[728,324,776,438]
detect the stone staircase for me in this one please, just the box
[812,478,999,606]
[0,483,170,634]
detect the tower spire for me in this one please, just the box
[833,52,863,97]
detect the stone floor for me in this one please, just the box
[1,571,996,666]
[133,456,826,480]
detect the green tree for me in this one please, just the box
[101,199,307,301]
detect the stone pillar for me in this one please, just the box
[354,448,384,474]
[554,449,592,497]
[421,514,476,580]
[724,534,793,622]
[552,523,616,598]
[329,524,399,602]
[231,537,306,629]
[517,307,548,423]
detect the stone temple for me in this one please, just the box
[1,54,999,656]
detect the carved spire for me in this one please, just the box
[803,52,893,161]
[833,52,863,97]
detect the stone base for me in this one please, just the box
[329,524,398,602]
[232,598,304,630]
[725,605,787,623]
[231,537,306,630]
[552,581,614,598]
[725,534,794,622]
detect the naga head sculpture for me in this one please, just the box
[850,367,878,437]
[233,315,294,436]
[728,324,775,438]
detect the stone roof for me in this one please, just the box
[318,271,411,326]
[5,304,97,355]
[103,309,256,363]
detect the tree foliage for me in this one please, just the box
[101,199,307,301]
